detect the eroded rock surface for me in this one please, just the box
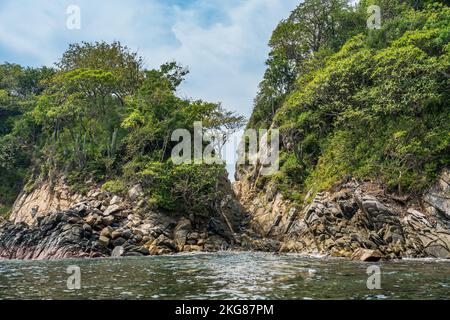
[0,178,242,260]
[234,168,450,260]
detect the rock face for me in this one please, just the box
[234,168,450,260]
[2,168,449,261]
[0,210,108,259]
[10,178,83,225]
[0,177,243,260]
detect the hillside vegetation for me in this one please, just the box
[0,42,244,217]
[243,0,449,202]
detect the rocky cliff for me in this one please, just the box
[0,177,242,260]
[234,166,450,260]
[2,167,449,261]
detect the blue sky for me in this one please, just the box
[0,0,300,176]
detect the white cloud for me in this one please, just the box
[0,0,298,114]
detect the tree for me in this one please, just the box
[57,41,144,97]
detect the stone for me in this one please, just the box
[67,216,81,224]
[187,232,199,241]
[424,169,450,219]
[98,235,110,247]
[136,246,149,255]
[103,204,122,216]
[122,229,133,239]
[351,248,382,262]
[95,216,103,227]
[173,218,192,248]
[90,200,102,209]
[154,234,177,251]
[82,224,92,233]
[189,245,202,252]
[208,217,232,240]
[142,235,152,243]
[111,230,122,240]
[112,237,126,247]
[134,234,143,243]
[128,184,143,201]
[100,227,113,238]
[425,244,450,259]
[102,215,115,226]
[110,196,122,206]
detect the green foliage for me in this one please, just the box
[102,179,127,195]
[123,160,225,215]
[248,0,368,130]
[57,41,143,95]
[0,64,54,215]
[266,2,450,199]
[0,41,244,218]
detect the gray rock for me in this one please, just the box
[112,237,127,247]
[351,248,382,262]
[110,196,122,206]
[173,218,192,248]
[424,170,450,219]
[128,184,144,202]
[100,227,113,238]
[103,204,122,216]
[102,215,115,226]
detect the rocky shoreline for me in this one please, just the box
[0,181,241,260]
[1,169,449,261]
[234,166,450,261]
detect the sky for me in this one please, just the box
[0,0,300,178]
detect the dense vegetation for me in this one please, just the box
[244,0,449,201]
[0,42,244,217]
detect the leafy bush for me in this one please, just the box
[246,1,450,202]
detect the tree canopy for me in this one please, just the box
[0,41,244,217]
[242,0,449,201]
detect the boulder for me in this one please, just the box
[187,232,199,241]
[82,224,92,233]
[110,196,122,206]
[351,248,383,262]
[128,184,143,202]
[102,215,115,226]
[103,204,122,216]
[98,235,110,247]
[122,229,133,239]
[424,169,450,219]
[208,217,232,240]
[154,234,177,251]
[111,230,122,240]
[100,226,113,238]
[112,237,126,247]
[173,218,192,248]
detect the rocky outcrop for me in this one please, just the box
[234,168,450,260]
[0,178,242,260]
[0,210,109,259]
[10,178,83,225]
[3,166,449,261]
